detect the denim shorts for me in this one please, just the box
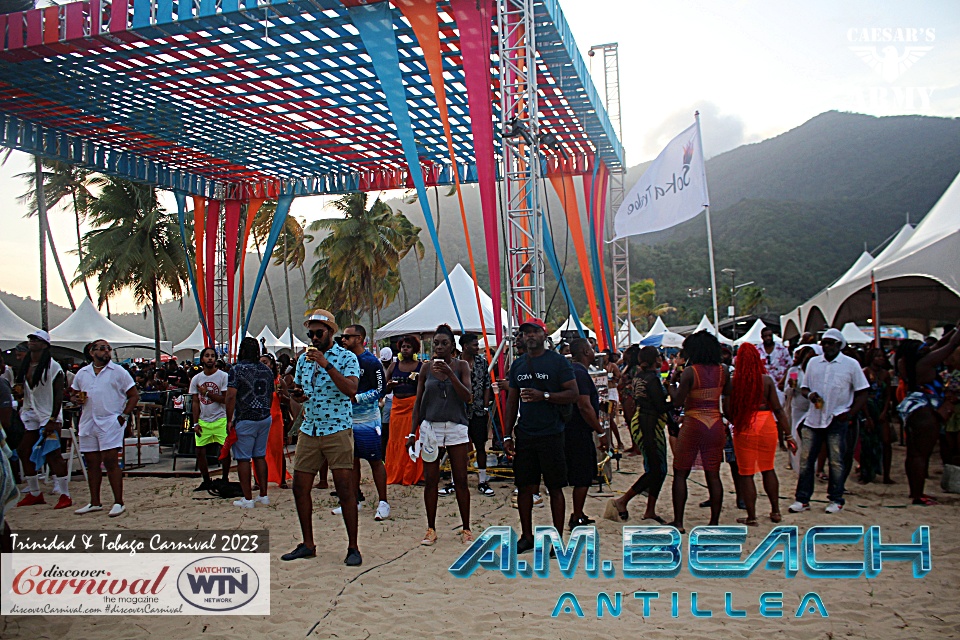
[232,417,272,461]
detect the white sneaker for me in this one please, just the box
[331,501,363,515]
[254,496,270,505]
[75,503,103,515]
[533,494,544,507]
[788,501,809,513]
[233,498,255,509]
[108,504,126,517]
[375,501,391,521]
[825,502,843,514]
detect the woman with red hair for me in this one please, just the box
[729,343,792,525]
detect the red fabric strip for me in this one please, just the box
[204,199,220,345]
[223,200,242,358]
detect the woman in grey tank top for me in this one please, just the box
[409,324,473,546]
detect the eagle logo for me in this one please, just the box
[849,45,932,83]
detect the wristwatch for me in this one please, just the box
[543,392,551,400]
[324,362,334,372]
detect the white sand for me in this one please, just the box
[4,442,958,639]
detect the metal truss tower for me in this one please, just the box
[590,43,630,344]
[498,0,545,355]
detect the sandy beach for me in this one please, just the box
[4,439,957,640]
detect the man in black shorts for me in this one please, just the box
[565,338,608,529]
[503,318,578,553]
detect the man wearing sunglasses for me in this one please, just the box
[71,339,140,517]
[283,309,362,566]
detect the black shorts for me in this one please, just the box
[468,413,489,449]
[564,426,598,488]
[513,431,567,490]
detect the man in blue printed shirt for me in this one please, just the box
[282,309,361,566]
[330,325,390,521]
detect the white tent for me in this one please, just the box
[276,328,308,352]
[616,319,643,348]
[0,297,39,350]
[50,298,172,354]
[256,325,285,352]
[549,313,596,342]
[644,316,669,338]
[375,264,508,340]
[735,318,769,346]
[840,322,873,344]
[693,314,735,346]
[782,171,960,337]
[173,322,206,353]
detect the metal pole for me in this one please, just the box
[35,156,49,330]
[695,112,719,328]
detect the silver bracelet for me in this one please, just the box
[503,436,513,441]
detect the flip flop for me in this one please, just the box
[643,515,666,524]
[602,499,628,522]
[912,495,939,506]
[736,517,759,527]
[770,512,782,523]
[665,522,685,534]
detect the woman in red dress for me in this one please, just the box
[260,353,290,488]
[667,331,731,532]
[728,343,792,525]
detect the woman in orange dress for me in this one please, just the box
[667,331,731,532]
[729,343,792,525]
[260,354,290,488]
[385,336,424,485]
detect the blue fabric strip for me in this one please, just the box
[542,213,585,338]
[244,193,294,337]
[585,163,613,348]
[174,190,213,346]
[347,2,463,333]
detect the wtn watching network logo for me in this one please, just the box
[847,26,936,113]
[176,556,261,612]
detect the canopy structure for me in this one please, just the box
[616,319,643,348]
[256,326,285,352]
[693,314,734,346]
[172,322,206,353]
[643,316,669,338]
[735,318,772,346]
[640,331,684,348]
[0,297,38,350]
[49,298,172,354]
[375,264,507,340]
[277,328,308,352]
[840,322,873,345]
[782,172,960,338]
[550,314,596,342]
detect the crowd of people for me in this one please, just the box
[2,310,958,565]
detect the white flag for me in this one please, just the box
[612,121,709,240]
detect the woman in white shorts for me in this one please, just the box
[408,324,473,546]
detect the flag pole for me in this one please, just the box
[871,270,881,349]
[695,111,720,329]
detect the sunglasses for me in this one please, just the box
[341,333,362,340]
[306,329,327,339]
[94,345,113,352]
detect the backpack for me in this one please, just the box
[207,478,245,499]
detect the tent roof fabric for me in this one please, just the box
[644,317,669,338]
[50,298,172,354]
[694,315,735,346]
[782,172,960,336]
[277,328,308,351]
[256,326,285,350]
[550,314,596,341]
[173,322,206,353]
[616,320,643,348]
[375,264,507,340]
[840,322,873,344]
[0,297,39,350]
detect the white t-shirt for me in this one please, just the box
[71,361,136,435]
[0,366,14,387]
[22,358,64,423]
[801,353,869,428]
[189,370,229,423]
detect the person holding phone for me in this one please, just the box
[408,324,473,545]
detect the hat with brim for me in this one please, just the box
[303,309,339,334]
[518,317,547,333]
[27,329,51,345]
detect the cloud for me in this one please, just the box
[641,101,753,160]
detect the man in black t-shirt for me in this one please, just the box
[565,338,607,529]
[503,318,578,553]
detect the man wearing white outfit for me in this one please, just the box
[71,339,139,517]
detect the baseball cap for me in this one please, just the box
[379,347,393,362]
[27,329,51,345]
[518,317,547,332]
[303,309,339,334]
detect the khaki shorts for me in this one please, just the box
[294,429,354,473]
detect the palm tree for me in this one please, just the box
[17,159,95,301]
[74,177,189,362]
[629,278,676,331]
[307,193,422,334]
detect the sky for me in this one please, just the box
[0,0,957,313]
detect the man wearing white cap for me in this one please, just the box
[71,339,140,517]
[789,328,868,514]
[282,309,362,566]
[15,330,72,510]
